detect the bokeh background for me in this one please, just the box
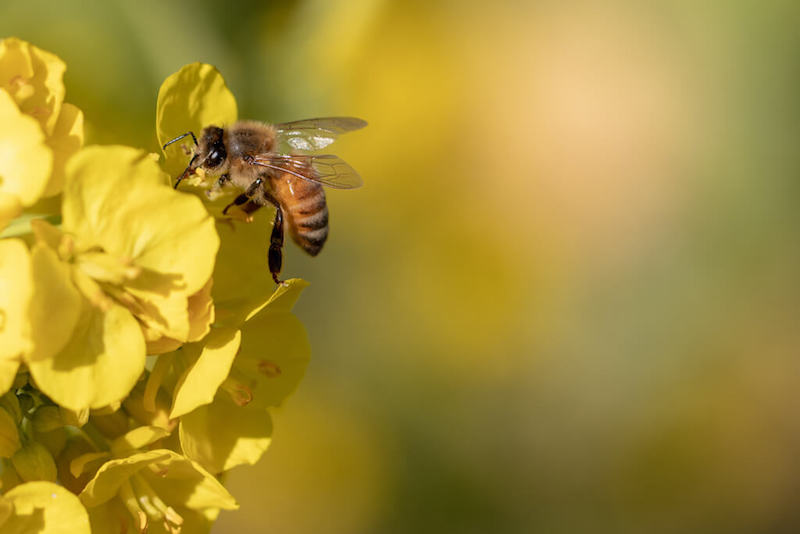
[3,1,800,532]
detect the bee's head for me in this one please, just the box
[166,125,228,189]
[197,126,227,171]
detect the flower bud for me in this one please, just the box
[0,393,21,423]
[0,408,20,458]
[90,409,129,440]
[11,441,57,482]
[31,405,62,433]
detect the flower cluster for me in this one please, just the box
[0,39,311,533]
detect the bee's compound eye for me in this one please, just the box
[207,150,223,168]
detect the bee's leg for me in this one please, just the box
[222,194,249,215]
[268,205,284,285]
[222,177,263,215]
[217,173,230,187]
[241,200,262,215]
[222,177,262,215]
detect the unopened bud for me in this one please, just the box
[90,409,130,440]
[0,408,20,458]
[31,406,63,433]
[11,441,57,482]
[0,393,21,424]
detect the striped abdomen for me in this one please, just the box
[272,173,329,256]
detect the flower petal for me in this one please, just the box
[26,299,146,411]
[142,450,238,511]
[25,243,82,362]
[236,308,311,410]
[179,394,273,474]
[0,239,32,382]
[80,449,237,512]
[0,88,52,207]
[170,327,241,419]
[42,102,83,197]
[0,193,21,231]
[78,450,172,508]
[110,426,170,456]
[211,214,311,326]
[156,62,237,180]
[2,481,90,534]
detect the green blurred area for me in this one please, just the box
[4,0,800,532]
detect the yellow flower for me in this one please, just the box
[0,37,64,135]
[0,89,52,230]
[0,37,84,198]
[0,239,32,396]
[24,146,219,411]
[0,481,90,534]
[156,62,237,182]
[77,446,237,534]
[176,280,310,473]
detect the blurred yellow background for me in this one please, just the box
[4,0,800,532]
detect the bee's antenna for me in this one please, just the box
[162,131,198,150]
[174,154,199,189]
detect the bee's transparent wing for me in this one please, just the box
[274,117,367,152]
[250,153,363,190]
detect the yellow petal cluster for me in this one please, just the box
[21,145,219,412]
[0,38,83,225]
[0,46,313,534]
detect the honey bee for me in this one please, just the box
[163,117,366,284]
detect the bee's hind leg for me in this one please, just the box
[222,193,250,215]
[268,205,285,285]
